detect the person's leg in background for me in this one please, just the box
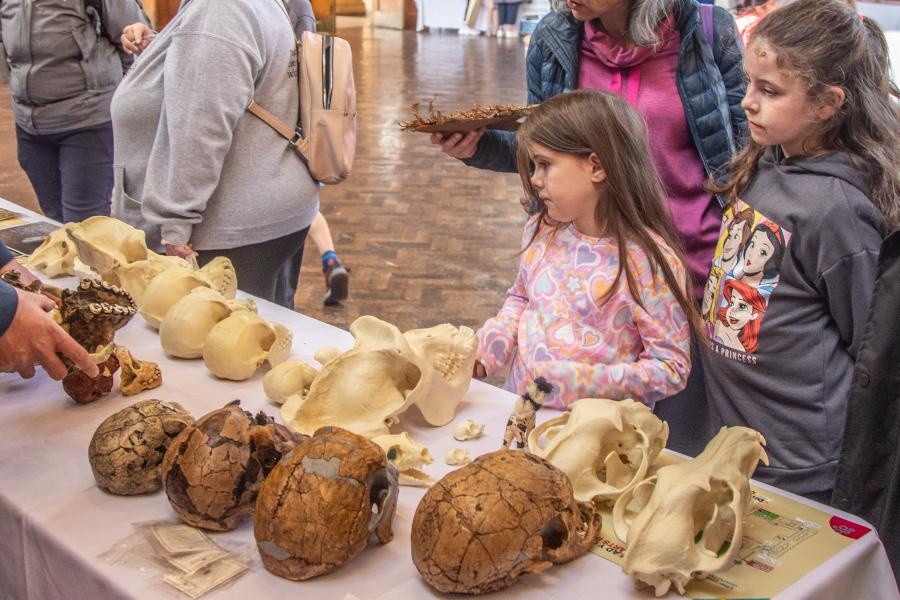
[58,122,115,222]
[307,211,350,305]
[15,125,63,222]
[196,227,309,309]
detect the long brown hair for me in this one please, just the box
[516,89,704,337]
[711,0,900,230]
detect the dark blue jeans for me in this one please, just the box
[15,121,114,223]
[196,227,310,310]
[497,2,522,25]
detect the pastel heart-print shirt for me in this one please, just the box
[476,217,691,409]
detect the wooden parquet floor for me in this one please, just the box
[0,24,530,338]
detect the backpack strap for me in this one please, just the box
[699,2,714,49]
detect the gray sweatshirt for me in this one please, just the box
[699,147,886,496]
[0,0,149,134]
[109,0,319,250]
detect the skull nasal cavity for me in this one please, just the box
[540,516,568,550]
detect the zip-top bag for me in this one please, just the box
[247,2,357,185]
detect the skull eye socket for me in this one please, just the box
[540,515,569,551]
[387,448,398,461]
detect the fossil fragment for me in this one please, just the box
[254,427,399,580]
[115,346,162,396]
[161,401,301,531]
[398,100,537,132]
[452,419,485,441]
[528,398,669,504]
[502,377,552,449]
[62,344,119,404]
[88,399,194,495]
[59,279,136,352]
[612,427,768,596]
[372,431,434,487]
[412,450,601,594]
[444,447,471,466]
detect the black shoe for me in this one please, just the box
[323,261,349,305]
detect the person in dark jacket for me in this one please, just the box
[0,0,150,223]
[433,0,746,456]
[833,231,900,580]
[0,240,97,380]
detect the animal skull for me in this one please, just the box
[612,426,768,596]
[452,419,485,441]
[412,450,602,594]
[138,257,237,329]
[372,432,434,487]
[280,316,422,437]
[279,317,475,438]
[65,216,189,304]
[202,311,293,381]
[254,426,399,580]
[23,227,79,277]
[403,323,478,427]
[528,398,669,504]
[444,447,472,466]
[62,343,119,404]
[115,346,162,396]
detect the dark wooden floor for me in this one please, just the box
[0,23,530,336]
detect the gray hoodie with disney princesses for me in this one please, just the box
[109,0,319,250]
[699,146,885,498]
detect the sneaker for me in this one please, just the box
[323,258,349,305]
[458,26,481,36]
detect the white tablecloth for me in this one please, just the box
[1,199,897,599]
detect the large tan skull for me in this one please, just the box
[202,311,293,381]
[115,346,162,396]
[372,432,434,487]
[412,450,602,594]
[528,398,669,504]
[403,323,477,426]
[159,288,257,359]
[254,427,399,580]
[612,426,768,596]
[89,399,194,495]
[279,317,475,438]
[23,227,79,277]
[160,401,301,531]
[280,316,421,437]
[138,257,237,329]
[65,216,189,304]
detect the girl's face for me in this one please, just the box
[702,274,719,316]
[743,230,775,276]
[741,42,825,157]
[722,222,744,262]
[725,289,758,331]
[566,0,631,22]
[528,142,605,236]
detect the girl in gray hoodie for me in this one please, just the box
[700,0,898,503]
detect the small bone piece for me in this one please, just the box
[372,432,434,487]
[412,451,602,594]
[89,399,194,495]
[502,377,552,449]
[254,427,399,580]
[115,346,162,396]
[612,426,768,596]
[62,343,119,404]
[452,418,485,441]
[444,448,472,466]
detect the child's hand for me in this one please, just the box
[473,361,487,379]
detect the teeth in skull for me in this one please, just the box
[89,303,103,314]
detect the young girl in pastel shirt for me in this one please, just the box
[474,90,702,410]
[701,0,899,502]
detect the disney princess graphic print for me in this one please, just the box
[702,201,792,363]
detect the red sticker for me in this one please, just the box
[829,516,871,539]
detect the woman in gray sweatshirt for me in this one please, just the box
[110,0,320,308]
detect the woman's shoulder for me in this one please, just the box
[532,10,581,43]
